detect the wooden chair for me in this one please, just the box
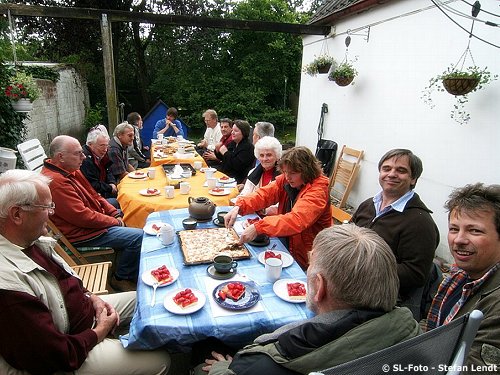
[52,241,111,295]
[331,205,352,224]
[17,139,47,172]
[47,220,114,265]
[328,146,364,209]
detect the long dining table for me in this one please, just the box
[149,140,207,167]
[120,207,313,353]
[116,165,239,228]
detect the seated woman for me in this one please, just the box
[225,146,332,269]
[238,136,282,216]
[214,120,255,184]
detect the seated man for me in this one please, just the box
[352,149,439,317]
[42,135,143,292]
[0,169,170,375]
[423,183,500,371]
[81,129,119,208]
[127,111,150,169]
[197,109,222,152]
[153,107,185,139]
[194,224,420,375]
[108,122,136,181]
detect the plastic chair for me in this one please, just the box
[328,145,364,209]
[17,139,47,172]
[315,139,338,177]
[309,310,484,375]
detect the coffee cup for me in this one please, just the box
[265,257,283,283]
[157,133,164,140]
[180,182,191,195]
[182,170,192,179]
[217,211,228,224]
[207,177,217,190]
[193,161,203,170]
[213,254,238,274]
[204,167,216,180]
[165,185,174,199]
[147,167,156,179]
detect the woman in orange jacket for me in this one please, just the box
[225,146,332,269]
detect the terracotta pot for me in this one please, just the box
[11,98,33,112]
[442,77,480,96]
[188,196,216,221]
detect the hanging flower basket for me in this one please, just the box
[11,98,34,112]
[442,77,480,96]
[317,63,332,74]
[333,76,354,86]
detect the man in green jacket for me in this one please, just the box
[424,183,500,373]
[194,224,420,375]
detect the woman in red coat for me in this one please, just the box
[225,146,332,269]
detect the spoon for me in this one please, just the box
[151,282,158,306]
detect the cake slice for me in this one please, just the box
[264,250,282,260]
[287,282,306,301]
[173,288,198,309]
[150,265,173,284]
[218,282,246,301]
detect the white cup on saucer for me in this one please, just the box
[193,161,203,170]
[180,182,191,195]
[165,185,174,198]
[207,177,217,190]
[147,167,156,179]
[204,167,216,180]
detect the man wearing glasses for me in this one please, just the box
[0,169,170,375]
[42,135,143,292]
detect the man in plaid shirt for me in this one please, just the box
[423,183,500,372]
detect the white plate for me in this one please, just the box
[218,177,236,184]
[273,279,307,303]
[209,188,231,196]
[143,221,167,236]
[141,267,180,287]
[128,171,148,179]
[164,288,206,315]
[139,188,161,196]
[258,251,294,268]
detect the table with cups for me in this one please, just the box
[150,137,207,168]
[120,207,312,352]
[116,165,239,228]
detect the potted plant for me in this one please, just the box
[4,71,42,112]
[328,61,358,86]
[303,55,336,76]
[422,65,497,125]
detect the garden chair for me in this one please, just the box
[17,138,47,172]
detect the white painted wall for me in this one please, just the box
[297,0,500,261]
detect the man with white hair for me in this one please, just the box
[194,225,419,375]
[81,129,119,207]
[0,169,170,375]
[108,122,135,181]
[252,121,275,145]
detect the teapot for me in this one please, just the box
[188,196,216,221]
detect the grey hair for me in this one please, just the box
[310,224,399,312]
[254,136,282,160]
[203,109,218,120]
[86,130,110,145]
[254,122,275,138]
[0,169,52,219]
[113,122,134,137]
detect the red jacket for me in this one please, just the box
[42,160,121,243]
[237,174,332,269]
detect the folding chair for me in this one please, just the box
[17,139,47,172]
[309,310,484,375]
[328,145,364,209]
[52,240,111,295]
[47,220,114,264]
[331,205,352,224]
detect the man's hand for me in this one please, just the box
[224,206,239,229]
[110,183,118,194]
[117,217,126,227]
[203,150,218,161]
[219,145,228,155]
[201,351,233,373]
[239,224,257,244]
[92,307,119,343]
[198,139,208,148]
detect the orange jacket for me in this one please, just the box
[237,174,332,269]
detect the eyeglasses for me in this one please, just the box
[21,202,56,215]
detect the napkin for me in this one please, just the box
[204,275,264,317]
[169,164,184,179]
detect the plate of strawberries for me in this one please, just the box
[164,288,206,315]
[141,265,179,287]
[139,188,161,196]
[143,221,167,236]
[212,281,260,310]
[258,250,294,268]
[273,279,307,303]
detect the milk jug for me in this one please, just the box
[157,223,175,246]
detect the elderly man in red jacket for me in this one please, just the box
[42,135,143,292]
